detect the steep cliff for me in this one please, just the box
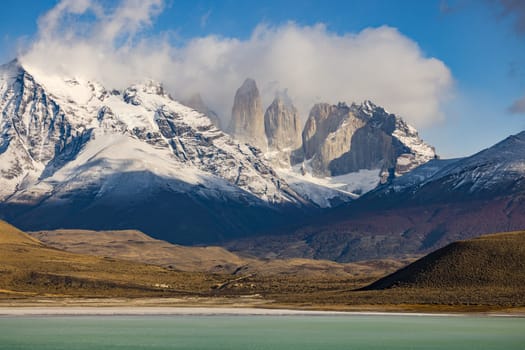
[227,78,267,150]
[298,100,436,181]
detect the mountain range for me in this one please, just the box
[0,60,310,243]
[0,58,523,259]
[228,131,525,261]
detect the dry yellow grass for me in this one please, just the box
[0,221,222,298]
[3,220,523,310]
[0,220,42,245]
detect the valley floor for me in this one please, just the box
[1,222,524,315]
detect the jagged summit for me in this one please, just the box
[223,77,436,201]
[0,58,22,78]
[298,100,436,180]
[274,89,295,108]
[221,78,437,207]
[0,63,305,205]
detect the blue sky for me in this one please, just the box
[1,0,524,157]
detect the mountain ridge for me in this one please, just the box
[4,57,510,255]
[0,60,316,244]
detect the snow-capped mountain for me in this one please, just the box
[0,59,311,243]
[270,100,437,206]
[0,58,441,243]
[220,78,437,207]
[367,130,525,203]
[228,131,525,262]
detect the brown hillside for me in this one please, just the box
[30,229,410,278]
[363,231,525,290]
[30,229,245,273]
[0,222,221,298]
[0,220,42,245]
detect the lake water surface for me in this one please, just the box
[0,315,523,349]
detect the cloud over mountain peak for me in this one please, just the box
[20,0,452,128]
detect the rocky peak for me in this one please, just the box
[0,61,73,163]
[0,61,75,199]
[368,130,525,204]
[301,103,359,166]
[264,91,301,152]
[140,80,166,96]
[227,78,266,150]
[123,80,167,106]
[297,100,436,181]
[237,78,257,94]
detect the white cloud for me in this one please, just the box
[20,0,453,128]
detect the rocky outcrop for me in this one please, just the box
[182,93,221,128]
[300,102,367,176]
[297,100,436,181]
[264,92,302,152]
[227,78,266,150]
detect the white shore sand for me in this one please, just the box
[0,307,343,316]
[0,307,485,317]
[1,298,522,317]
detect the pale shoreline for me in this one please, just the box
[0,306,371,317]
[1,297,523,317]
[0,307,522,318]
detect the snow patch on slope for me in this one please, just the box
[274,161,380,207]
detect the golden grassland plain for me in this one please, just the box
[1,221,525,313]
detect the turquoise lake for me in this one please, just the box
[0,315,524,349]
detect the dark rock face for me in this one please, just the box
[328,119,396,176]
[227,78,267,150]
